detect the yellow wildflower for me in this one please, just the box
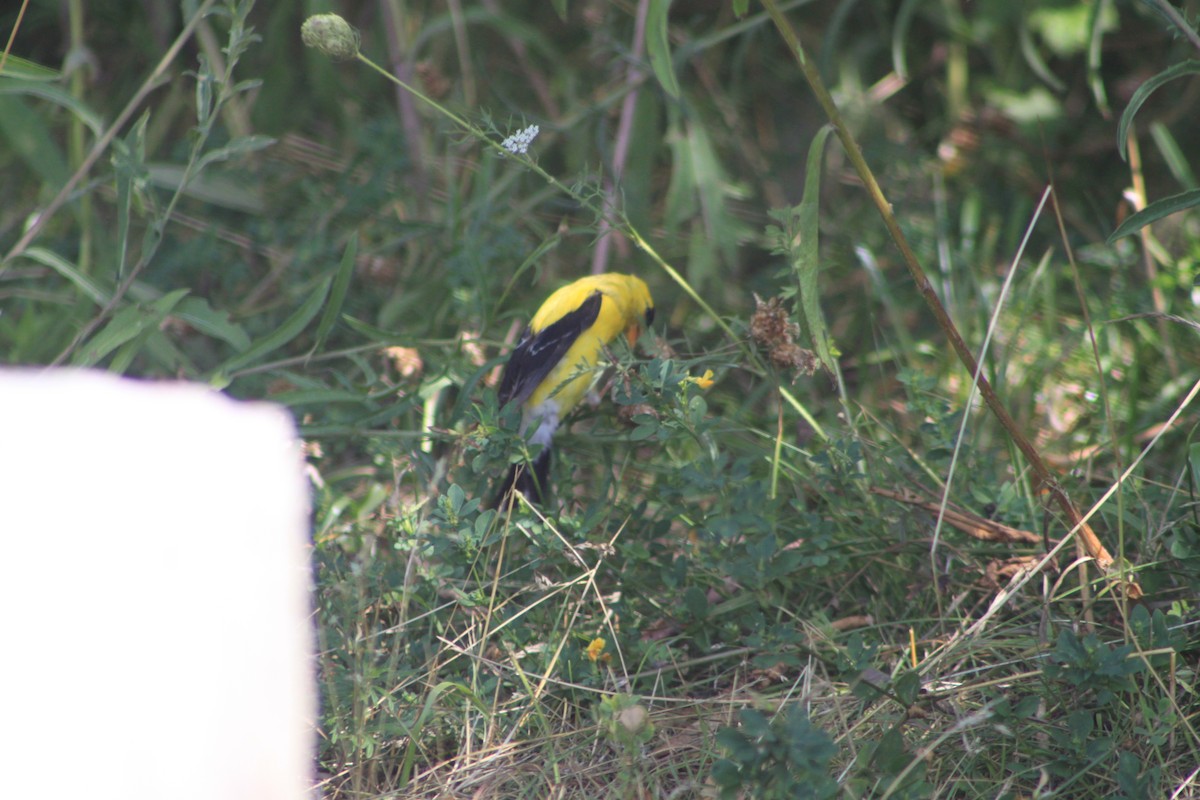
[585,638,607,663]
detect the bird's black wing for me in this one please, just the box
[497,291,603,408]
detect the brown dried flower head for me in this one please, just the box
[750,294,818,376]
[749,294,799,348]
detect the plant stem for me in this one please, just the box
[1145,0,1200,54]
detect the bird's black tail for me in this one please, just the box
[492,447,552,509]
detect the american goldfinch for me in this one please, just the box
[494,273,655,506]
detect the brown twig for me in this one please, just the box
[591,0,649,275]
[871,486,1042,546]
[381,0,429,198]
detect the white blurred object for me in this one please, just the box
[0,369,313,800]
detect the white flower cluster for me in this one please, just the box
[501,124,540,155]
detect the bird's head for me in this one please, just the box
[620,275,655,346]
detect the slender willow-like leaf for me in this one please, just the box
[796,124,836,373]
[1117,60,1200,160]
[1107,188,1200,243]
[220,277,332,375]
[73,289,190,368]
[646,0,681,98]
[312,233,358,354]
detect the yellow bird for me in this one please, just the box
[494,273,655,506]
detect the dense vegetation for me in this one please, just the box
[3,0,1199,796]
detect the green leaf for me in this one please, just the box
[663,118,697,228]
[219,277,333,374]
[1014,695,1041,717]
[1018,10,1066,93]
[1028,1,1116,56]
[195,54,214,124]
[109,321,190,375]
[113,113,150,280]
[1066,708,1094,740]
[195,134,277,172]
[175,296,251,351]
[270,388,372,407]
[72,289,190,368]
[1107,188,1200,243]
[892,670,921,705]
[797,124,836,372]
[229,78,264,97]
[891,0,921,81]
[1189,443,1200,498]
[313,233,358,352]
[738,708,770,738]
[646,0,681,99]
[686,220,717,296]
[1085,0,1114,116]
[669,116,742,289]
[0,96,70,190]
[341,314,417,343]
[683,586,709,619]
[1117,61,1200,160]
[551,0,568,21]
[0,54,61,80]
[145,163,267,214]
[984,85,1062,124]
[1149,121,1198,190]
[631,421,658,442]
[0,78,106,137]
[711,755,743,783]
[872,724,910,773]
[20,247,109,306]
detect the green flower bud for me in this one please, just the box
[301,14,360,60]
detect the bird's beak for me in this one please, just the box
[627,307,654,346]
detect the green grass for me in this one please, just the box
[4,0,1200,797]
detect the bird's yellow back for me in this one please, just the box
[524,274,653,413]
